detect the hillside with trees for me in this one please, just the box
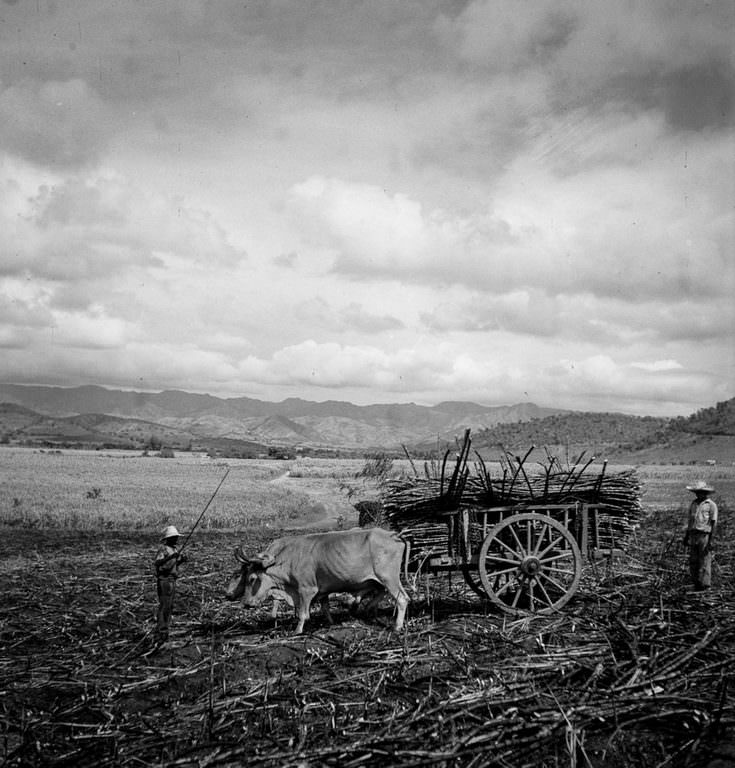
[669,398,735,435]
[471,412,668,453]
[430,398,735,464]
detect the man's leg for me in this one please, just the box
[699,546,712,589]
[690,533,709,591]
[156,578,175,639]
[688,540,701,589]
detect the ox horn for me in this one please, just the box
[233,545,249,564]
[251,551,276,569]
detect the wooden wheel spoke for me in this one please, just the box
[532,523,550,556]
[494,578,518,597]
[539,568,574,582]
[544,561,575,574]
[487,563,521,577]
[510,584,523,608]
[535,577,554,607]
[496,537,524,560]
[538,551,574,565]
[537,534,565,559]
[536,570,568,595]
[508,524,526,556]
[487,554,523,567]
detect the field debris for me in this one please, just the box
[1,512,733,768]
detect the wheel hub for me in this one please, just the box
[520,556,541,577]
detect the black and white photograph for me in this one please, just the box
[1,1,733,766]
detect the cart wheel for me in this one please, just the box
[478,513,582,615]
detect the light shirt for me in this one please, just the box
[688,498,718,533]
[155,544,180,577]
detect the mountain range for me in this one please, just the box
[0,383,563,454]
[1,383,733,462]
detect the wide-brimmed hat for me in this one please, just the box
[161,525,181,541]
[686,480,714,494]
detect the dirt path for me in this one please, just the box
[269,471,358,530]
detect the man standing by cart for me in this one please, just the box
[682,481,718,592]
[154,525,188,642]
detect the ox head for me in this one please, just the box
[224,545,276,605]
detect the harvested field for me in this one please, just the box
[1,452,734,767]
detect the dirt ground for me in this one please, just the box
[1,513,734,768]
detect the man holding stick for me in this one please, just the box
[154,525,188,642]
[682,481,718,592]
[152,468,230,643]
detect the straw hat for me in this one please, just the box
[686,480,714,494]
[161,524,181,541]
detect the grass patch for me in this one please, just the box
[0,449,336,531]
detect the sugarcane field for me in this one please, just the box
[1,443,734,768]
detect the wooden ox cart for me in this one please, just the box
[382,430,641,616]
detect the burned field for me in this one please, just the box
[1,509,734,768]
[2,448,735,768]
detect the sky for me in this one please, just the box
[0,0,733,417]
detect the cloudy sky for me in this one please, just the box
[1,0,733,417]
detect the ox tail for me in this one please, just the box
[402,536,411,594]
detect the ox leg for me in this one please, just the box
[294,588,317,634]
[378,579,409,632]
[372,542,410,632]
[269,589,295,620]
[317,596,334,625]
[387,583,409,632]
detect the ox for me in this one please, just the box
[224,527,409,634]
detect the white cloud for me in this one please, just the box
[545,353,725,413]
[51,308,129,349]
[288,176,434,271]
[631,360,683,372]
[423,290,560,337]
[1,166,243,281]
[288,175,515,285]
[249,340,448,392]
[288,144,733,306]
[0,1,731,417]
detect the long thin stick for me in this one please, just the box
[179,467,230,553]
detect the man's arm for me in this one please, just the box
[156,550,187,571]
[155,548,178,574]
[706,519,717,553]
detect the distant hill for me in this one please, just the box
[420,399,735,465]
[470,412,669,455]
[0,384,732,463]
[670,399,735,435]
[0,383,563,452]
[0,402,269,456]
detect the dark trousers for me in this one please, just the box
[688,531,712,590]
[156,576,176,637]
